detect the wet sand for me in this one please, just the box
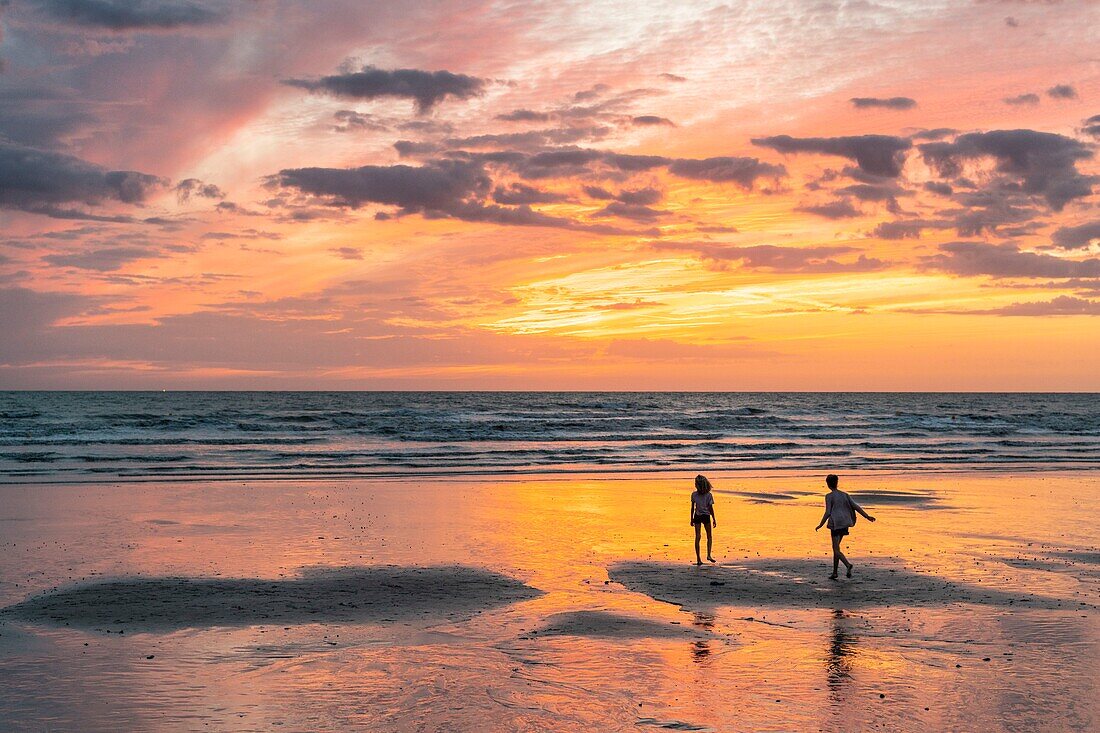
[0,472,1097,731]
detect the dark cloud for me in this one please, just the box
[850,96,917,110]
[796,199,861,218]
[332,110,388,133]
[495,109,552,122]
[918,129,1096,210]
[0,140,165,212]
[43,246,157,271]
[659,73,687,82]
[651,242,888,272]
[873,220,932,239]
[923,181,954,196]
[667,156,786,187]
[632,115,675,126]
[491,183,568,205]
[1051,221,1100,249]
[393,140,442,158]
[582,185,613,200]
[614,187,662,205]
[273,159,490,212]
[175,177,225,202]
[30,0,230,30]
[285,66,487,114]
[922,241,1100,278]
[751,134,911,177]
[910,128,957,141]
[595,201,665,222]
[838,183,902,203]
[1046,84,1077,100]
[1081,114,1100,140]
[992,296,1100,316]
[1003,93,1040,106]
[272,159,639,234]
[0,85,97,148]
[329,247,363,260]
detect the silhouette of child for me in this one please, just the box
[690,474,717,565]
[815,474,875,579]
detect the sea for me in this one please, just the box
[0,392,1096,483]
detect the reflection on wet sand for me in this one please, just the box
[826,609,855,697]
[0,473,1096,731]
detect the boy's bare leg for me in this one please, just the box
[830,534,851,578]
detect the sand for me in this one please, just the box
[2,565,540,631]
[608,558,1086,612]
[0,472,1097,732]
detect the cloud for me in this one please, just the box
[271,159,639,234]
[273,159,490,212]
[29,0,231,30]
[1051,221,1100,249]
[0,85,98,148]
[595,201,665,222]
[796,200,861,218]
[285,66,487,113]
[495,109,552,122]
[175,177,225,202]
[918,129,1096,210]
[332,110,389,133]
[1081,114,1100,140]
[992,296,1100,316]
[666,156,786,187]
[1003,93,1040,106]
[651,242,888,272]
[491,183,568,205]
[751,134,911,177]
[614,187,662,205]
[1046,84,1077,100]
[329,247,363,260]
[922,241,1100,278]
[42,246,157,271]
[0,140,165,212]
[632,115,675,126]
[910,128,956,141]
[850,96,917,110]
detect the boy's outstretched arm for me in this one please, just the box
[852,501,876,522]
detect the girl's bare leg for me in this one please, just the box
[694,523,703,565]
[704,522,715,562]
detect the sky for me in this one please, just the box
[0,0,1098,390]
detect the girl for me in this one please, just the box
[690,474,717,565]
[815,474,876,579]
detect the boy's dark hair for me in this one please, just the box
[826,474,839,489]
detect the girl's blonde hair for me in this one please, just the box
[694,474,712,493]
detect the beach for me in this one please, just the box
[1,471,1097,732]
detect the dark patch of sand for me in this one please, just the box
[849,490,943,509]
[532,610,712,640]
[2,565,541,631]
[608,559,1081,612]
[717,490,798,504]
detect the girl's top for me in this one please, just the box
[825,490,861,530]
[691,490,714,518]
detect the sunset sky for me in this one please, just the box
[1,0,1098,390]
